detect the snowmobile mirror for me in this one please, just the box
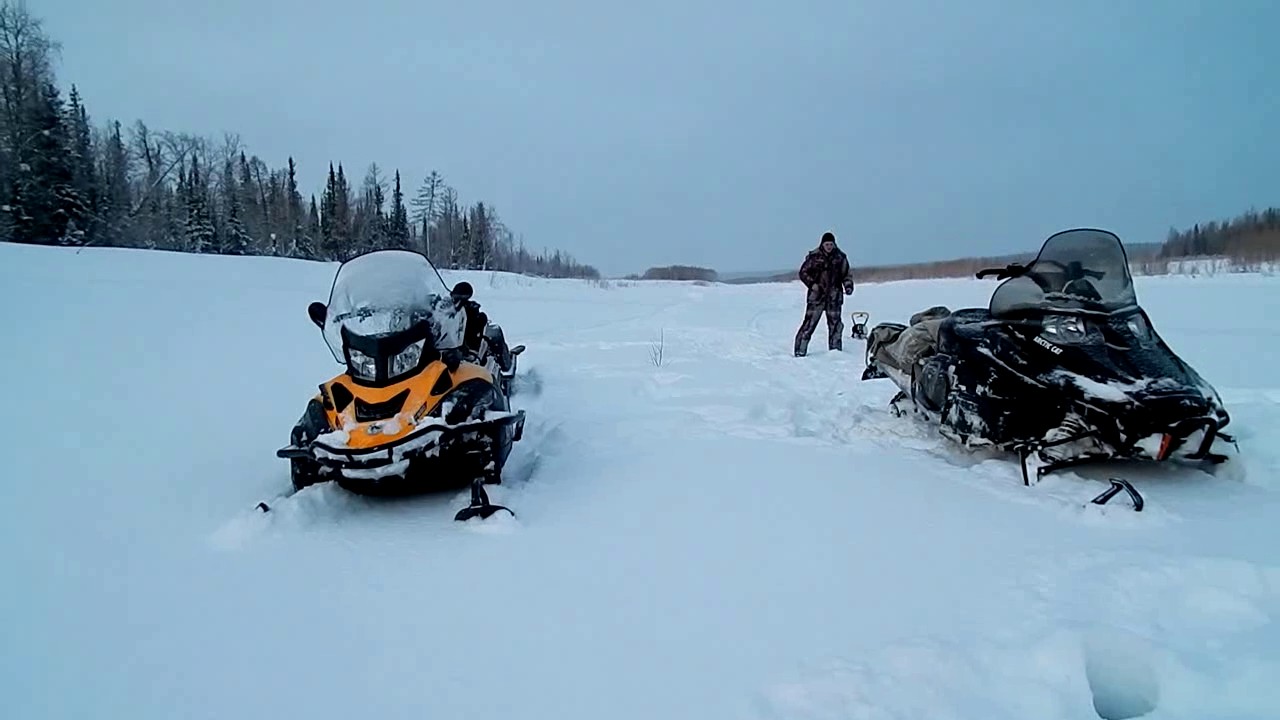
[308,301,327,329]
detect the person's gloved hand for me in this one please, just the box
[843,282,854,296]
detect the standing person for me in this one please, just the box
[794,231,854,357]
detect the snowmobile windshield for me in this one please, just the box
[989,229,1138,318]
[319,249,465,365]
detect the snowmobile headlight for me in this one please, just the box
[1125,314,1152,343]
[348,347,377,381]
[1042,314,1088,343]
[390,339,425,378]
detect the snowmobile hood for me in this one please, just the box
[315,360,496,452]
[1045,366,1223,413]
[975,228,1229,422]
[1016,309,1222,409]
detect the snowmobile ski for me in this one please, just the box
[1089,478,1143,511]
[453,477,515,522]
[255,482,312,513]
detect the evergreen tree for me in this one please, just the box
[335,162,351,251]
[221,157,251,254]
[320,163,338,259]
[296,194,319,259]
[183,156,214,253]
[65,84,100,237]
[13,82,87,244]
[98,121,130,244]
[469,201,492,269]
[286,156,303,252]
[390,169,410,250]
[0,2,59,240]
[363,163,386,251]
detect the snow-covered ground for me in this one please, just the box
[2,242,1278,719]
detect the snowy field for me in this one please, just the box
[2,241,1279,720]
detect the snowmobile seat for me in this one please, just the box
[483,323,513,372]
[937,307,991,355]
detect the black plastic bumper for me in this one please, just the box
[277,410,525,473]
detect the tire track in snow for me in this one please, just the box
[636,320,1269,523]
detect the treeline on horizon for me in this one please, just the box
[728,205,1280,285]
[0,3,600,279]
[630,265,718,282]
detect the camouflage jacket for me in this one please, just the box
[799,246,854,300]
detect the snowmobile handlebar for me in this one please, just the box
[975,261,1105,283]
[975,263,1027,280]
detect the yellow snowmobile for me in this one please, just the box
[269,249,526,521]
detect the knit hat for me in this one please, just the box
[821,232,836,244]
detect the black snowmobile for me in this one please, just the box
[861,228,1236,505]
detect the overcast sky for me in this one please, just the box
[37,0,1280,276]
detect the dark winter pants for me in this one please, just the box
[794,294,843,355]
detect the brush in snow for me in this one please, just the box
[860,228,1238,495]
[849,311,870,340]
[264,249,527,522]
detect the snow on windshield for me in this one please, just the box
[319,250,464,362]
[990,229,1139,317]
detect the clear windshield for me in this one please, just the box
[989,229,1138,317]
[319,250,465,363]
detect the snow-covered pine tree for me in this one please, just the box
[98,121,130,245]
[389,170,410,250]
[264,165,282,255]
[319,163,338,259]
[65,85,100,239]
[184,155,215,253]
[335,163,352,258]
[17,82,89,245]
[236,152,261,245]
[0,1,59,243]
[221,157,251,254]
[468,201,492,269]
[286,157,305,255]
